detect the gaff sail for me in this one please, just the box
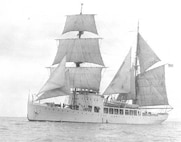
[136,65,169,106]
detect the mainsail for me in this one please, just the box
[136,65,168,106]
[135,33,168,106]
[43,67,102,92]
[103,49,136,100]
[68,67,102,91]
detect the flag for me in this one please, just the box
[168,64,173,67]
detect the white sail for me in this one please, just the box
[37,88,69,100]
[138,34,160,73]
[62,14,98,34]
[53,38,104,66]
[103,49,135,99]
[67,67,102,91]
[136,65,169,106]
[38,57,69,95]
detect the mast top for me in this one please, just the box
[80,3,83,14]
[78,3,84,38]
[137,20,139,34]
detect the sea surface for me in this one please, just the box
[0,117,181,142]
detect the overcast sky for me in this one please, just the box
[0,0,180,120]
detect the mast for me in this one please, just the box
[73,4,83,109]
[76,3,84,67]
[77,3,84,39]
[72,3,98,109]
[133,20,139,104]
[133,21,166,106]
[38,4,103,103]
[80,3,83,14]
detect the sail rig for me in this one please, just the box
[36,4,104,101]
[103,23,170,108]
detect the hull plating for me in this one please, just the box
[27,102,168,124]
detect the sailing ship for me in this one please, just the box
[27,4,172,124]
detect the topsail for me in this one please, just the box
[53,38,104,66]
[137,34,160,73]
[62,14,98,35]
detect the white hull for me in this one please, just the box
[27,102,168,125]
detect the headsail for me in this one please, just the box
[37,57,70,100]
[62,14,98,35]
[136,65,169,106]
[137,33,160,73]
[36,88,68,101]
[103,49,136,99]
[53,38,104,66]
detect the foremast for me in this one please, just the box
[77,3,84,39]
[66,4,104,108]
[36,4,104,109]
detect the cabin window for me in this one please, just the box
[104,108,108,113]
[114,109,118,114]
[130,110,134,115]
[109,108,113,114]
[94,106,100,113]
[134,110,137,116]
[120,109,123,115]
[88,105,92,112]
[125,110,129,115]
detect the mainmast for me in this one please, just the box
[103,19,168,107]
[133,21,139,104]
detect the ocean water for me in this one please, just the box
[0,117,181,142]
